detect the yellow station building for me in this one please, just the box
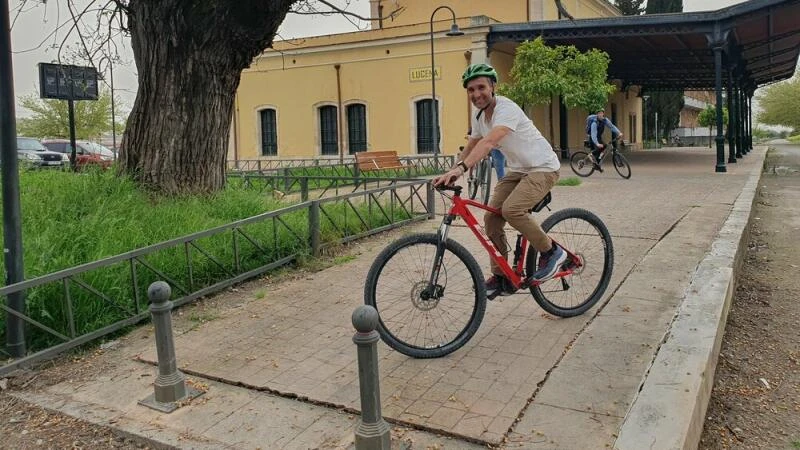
[230,0,644,162]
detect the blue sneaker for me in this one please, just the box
[532,245,568,282]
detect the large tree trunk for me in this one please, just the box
[120,1,295,194]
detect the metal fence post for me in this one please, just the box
[300,177,309,202]
[282,168,291,192]
[426,181,436,219]
[353,162,361,187]
[309,201,321,256]
[138,281,202,413]
[352,305,391,450]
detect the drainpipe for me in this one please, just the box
[335,64,344,163]
[233,93,239,168]
[464,51,472,134]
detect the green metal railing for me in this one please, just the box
[228,155,454,176]
[0,181,435,376]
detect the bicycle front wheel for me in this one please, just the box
[613,152,632,179]
[364,233,487,358]
[479,158,493,205]
[526,208,614,317]
[570,151,595,177]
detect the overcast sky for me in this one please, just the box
[8,0,752,117]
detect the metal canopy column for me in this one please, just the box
[726,67,737,164]
[738,86,746,156]
[748,89,754,151]
[735,84,743,159]
[707,26,730,172]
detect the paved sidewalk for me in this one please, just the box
[16,147,765,449]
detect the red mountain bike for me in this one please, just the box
[364,185,614,358]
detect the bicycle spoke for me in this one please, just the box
[528,209,613,317]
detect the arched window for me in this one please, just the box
[319,105,338,156]
[415,99,439,154]
[259,108,277,156]
[347,103,367,154]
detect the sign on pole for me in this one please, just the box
[38,63,99,100]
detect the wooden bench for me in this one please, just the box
[355,151,410,172]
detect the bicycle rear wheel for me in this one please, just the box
[467,169,479,200]
[478,158,493,205]
[613,152,632,179]
[526,208,613,317]
[364,233,487,358]
[570,151,595,177]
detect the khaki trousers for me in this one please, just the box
[484,171,559,275]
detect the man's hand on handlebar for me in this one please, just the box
[433,165,465,187]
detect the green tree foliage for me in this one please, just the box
[757,76,800,132]
[16,89,124,139]
[614,0,645,15]
[645,0,683,14]
[642,0,684,140]
[498,37,616,140]
[697,105,728,147]
[645,91,684,140]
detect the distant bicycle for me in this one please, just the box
[466,154,494,204]
[570,136,631,179]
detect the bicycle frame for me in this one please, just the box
[587,137,622,164]
[430,187,582,292]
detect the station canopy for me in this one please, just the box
[488,0,800,91]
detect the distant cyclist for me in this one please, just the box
[586,109,623,171]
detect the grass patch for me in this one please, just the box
[189,312,219,324]
[333,254,357,265]
[557,176,581,186]
[787,134,800,143]
[254,290,267,299]
[0,168,421,353]
[791,440,800,449]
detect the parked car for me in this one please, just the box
[16,137,68,168]
[41,139,115,170]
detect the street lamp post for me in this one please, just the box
[99,55,118,157]
[429,6,462,168]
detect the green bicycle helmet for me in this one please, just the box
[462,63,498,88]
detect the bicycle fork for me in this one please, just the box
[422,214,453,300]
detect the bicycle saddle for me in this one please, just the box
[528,192,552,213]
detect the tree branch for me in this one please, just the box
[289,0,404,23]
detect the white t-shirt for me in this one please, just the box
[470,96,560,173]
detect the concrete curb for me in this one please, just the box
[614,150,766,450]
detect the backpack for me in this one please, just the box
[585,115,597,135]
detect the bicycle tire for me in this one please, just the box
[570,151,595,177]
[467,168,479,200]
[526,208,613,317]
[364,233,487,358]
[613,152,632,179]
[479,158,493,205]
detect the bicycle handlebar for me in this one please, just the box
[435,184,463,195]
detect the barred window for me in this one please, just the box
[347,103,367,154]
[319,105,338,156]
[415,99,439,154]
[259,109,277,156]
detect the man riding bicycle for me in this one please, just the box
[433,63,565,298]
[586,109,623,172]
